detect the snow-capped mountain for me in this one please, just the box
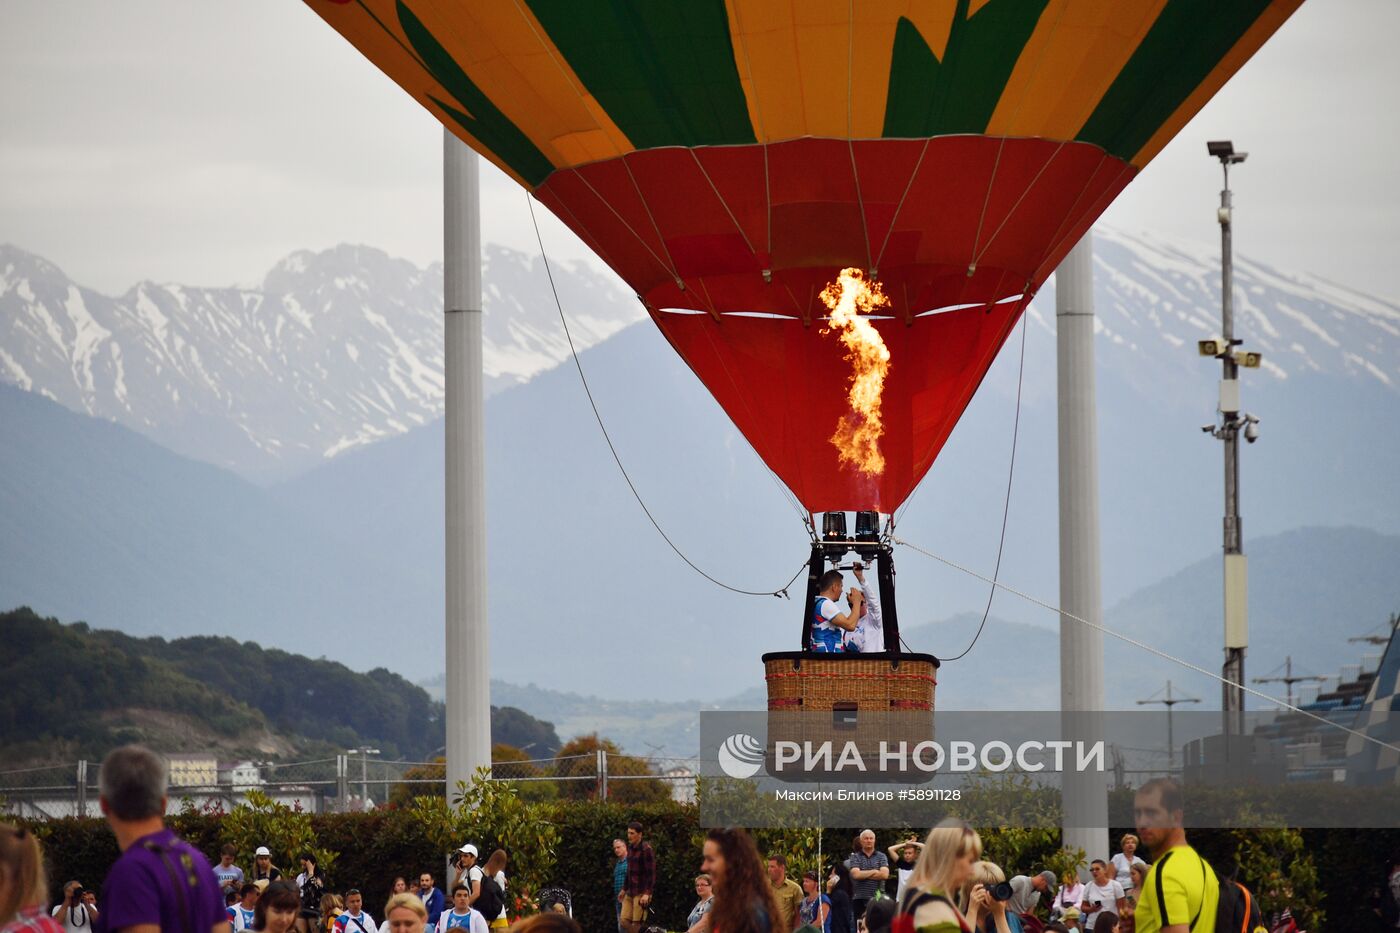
[1029,228,1400,395]
[2,229,1396,484]
[0,243,641,480]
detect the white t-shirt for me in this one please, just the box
[51,903,95,933]
[492,871,508,921]
[1082,879,1125,929]
[846,579,884,652]
[228,904,257,931]
[338,909,378,933]
[436,908,490,933]
[1110,853,1147,891]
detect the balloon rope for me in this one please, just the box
[893,534,1400,756]
[932,307,1027,663]
[526,192,807,599]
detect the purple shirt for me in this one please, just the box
[98,828,227,933]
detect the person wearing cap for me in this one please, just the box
[1061,906,1083,930]
[452,845,484,906]
[253,846,283,883]
[1007,871,1059,918]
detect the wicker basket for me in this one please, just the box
[762,652,939,759]
[763,652,937,711]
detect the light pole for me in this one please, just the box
[1201,140,1262,741]
[1137,680,1200,771]
[348,747,380,807]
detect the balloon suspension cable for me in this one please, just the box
[526,192,806,599]
[892,535,1400,757]
[898,309,1027,661]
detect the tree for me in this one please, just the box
[554,734,671,804]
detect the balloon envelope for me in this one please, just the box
[307,0,1302,511]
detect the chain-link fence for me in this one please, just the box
[0,752,700,818]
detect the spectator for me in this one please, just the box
[333,890,374,933]
[227,884,259,931]
[255,882,302,933]
[216,847,247,899]
[960,861,1016,933]
[620,822,656,933]
[509,917,581,933]
[897,818,980,931]
[0,822,62,932]
[253,849,283,884]
[1052,872,1084,922]
[810,571,860,653]
[766,857,802,932]
[1110,838,1147,902]
[884,839,922,901]
[686,875,714,933]
[432,886,485,933]
[416,875,445,929]
[823,864,854,933]
[846,831,889,919]
[611,841,628,932]
[92,745,228,933]
[389,881,408,899]
[1060,906,1082,930]
[797,872,830,933]
[477,852,507,930]
[1081,861,1126,931]
[1132,778,1219,933]
[846,563,884,653]
[228,893,240,910]
[1007,871,1057,920]
[52,881,96,932]
[862,898,895,933]
[381,894,427,933]
[701,827,780,933]
[1124,866,1148,933]
[1094,914,1119,933]
[295,854,326,933]
[318,895,343,933]
[451,849,481,906]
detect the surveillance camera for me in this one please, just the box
[1201,424,1216,434]
[1245,423,1259,443]
[1198,338,1227,357]
[1244,413,1260,424]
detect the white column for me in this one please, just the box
[1056,232,1109,866]
[444,129,491,794]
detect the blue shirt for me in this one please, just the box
[614,858,628,895]
[800,894,832,933]
[810,597,846,652]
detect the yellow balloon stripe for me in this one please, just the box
[1128,0,1303,167]
[724,0,958,142]
[985,0,1169,141]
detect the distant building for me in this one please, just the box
[166,753,219,787]
[664,765,696,804]
[218,760,263,790]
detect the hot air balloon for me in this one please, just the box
[305,0,1302,725]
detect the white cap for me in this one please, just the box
[255,846,271,857]
[457,844,479,857]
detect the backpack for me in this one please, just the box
[1214,869,1265,933]
[474,875,504,921]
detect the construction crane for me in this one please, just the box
[1252,655,1329,709]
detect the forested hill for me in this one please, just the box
[0,607,559,766]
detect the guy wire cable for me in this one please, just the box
[527,192,806,599]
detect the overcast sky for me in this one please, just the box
[2,1,1396,301]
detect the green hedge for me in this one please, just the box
[21,807,1400,932]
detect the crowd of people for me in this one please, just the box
[4,746,1400,933]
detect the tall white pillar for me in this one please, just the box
[445,129,491,794]
[1056,232,1109,865]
